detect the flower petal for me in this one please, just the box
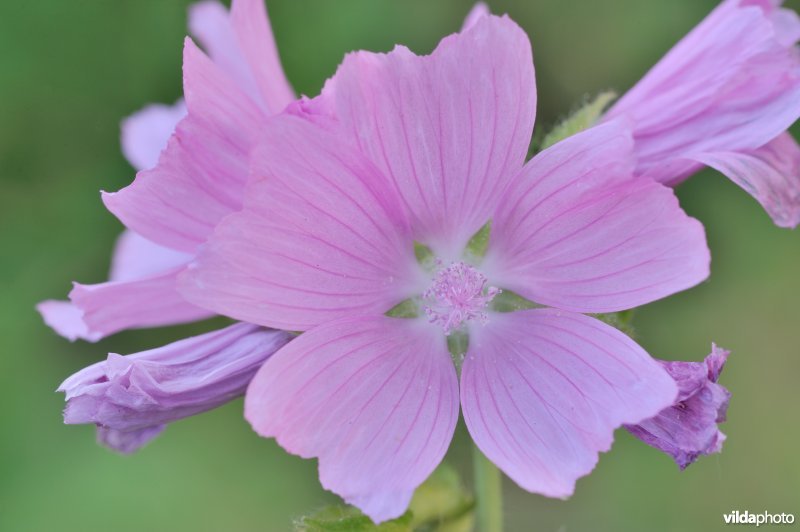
[120,100,186,171]
[691,132,800,229]
[329,15,536,256]
[626,344,731,469]
[461,2,490,31]
[36,300,101,343]
[179,113,420,331]
[69,267,212,339]
[485,121,709,313]
[103,38,267,253]
[244,315,458,523]
[229,0,294,113]
[605,0,800,185]
[461,309,677,497]
[109,230,193,282]
[60,323,290,453]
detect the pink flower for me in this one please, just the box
[38,0,294,341]
[605,0,800,228]
[180,14,710,522]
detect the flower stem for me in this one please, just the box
[472,444,503,532]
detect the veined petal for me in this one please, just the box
[606,0,800,185]
[330,15,536,256]
[461,309,677,497]
[60,323,290,453]
[485,121,709,314]
[103,38,268,253]
[189,0,294,113]
[179,113,421,331]
[120,100,186,171]
[691,132,800,229]
[229,0,294,113]
[244,315,458,523]
[69,267,212,339]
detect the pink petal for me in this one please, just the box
[244,316,458,523]
[36,300,101,343]
[229,0,294,113]
[109,230,193,282]
[461,2,490,31]
[179,113,421,331]
[69,267,212,339]
[120,100,186,171]
[485,120,710,314]
[103,38,267,253]
[329,15,536,256]
[605,0,800,185]
[691,132,800,229]
[189,0,294,113]
[461,309,677,497]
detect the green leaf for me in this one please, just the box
[294,507,413,532]
[409,465,475,532]
[464,221,492,260]
[489,290,539,313]
[386,299,420,319]
[539,91,617,151]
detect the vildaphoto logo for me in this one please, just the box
[723,510,796,526]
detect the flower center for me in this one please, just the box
[422,261,500,335]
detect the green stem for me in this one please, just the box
[472,444,503,532]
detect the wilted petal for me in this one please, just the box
[244,316,458,523]
[120,101,187,172]
[96,425,165,454]
[692,132,800,228]
[330,15,535,256]
[461,309,677,497]
[103,38,268,253]
[626,344,732,469]
[180,113,420,331]
[60,323,290,452]
[485,121,710,313]
[606,0,800,186]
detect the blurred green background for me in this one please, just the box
[1,1,798,530]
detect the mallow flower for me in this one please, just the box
[179,14,711,522]
[38,0,294,341]
[39,0,297,452]
[604,0,800,228]
[627,345,731,469]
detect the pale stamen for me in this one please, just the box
[422,261,500,335]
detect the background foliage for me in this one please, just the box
[1,1,798,530]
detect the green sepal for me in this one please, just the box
[386,299,420,319]
[539,91,617,151]
[464,221,492,260]
[489,290,539,313]
[414,241,435,268]
[446,330,469,372]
